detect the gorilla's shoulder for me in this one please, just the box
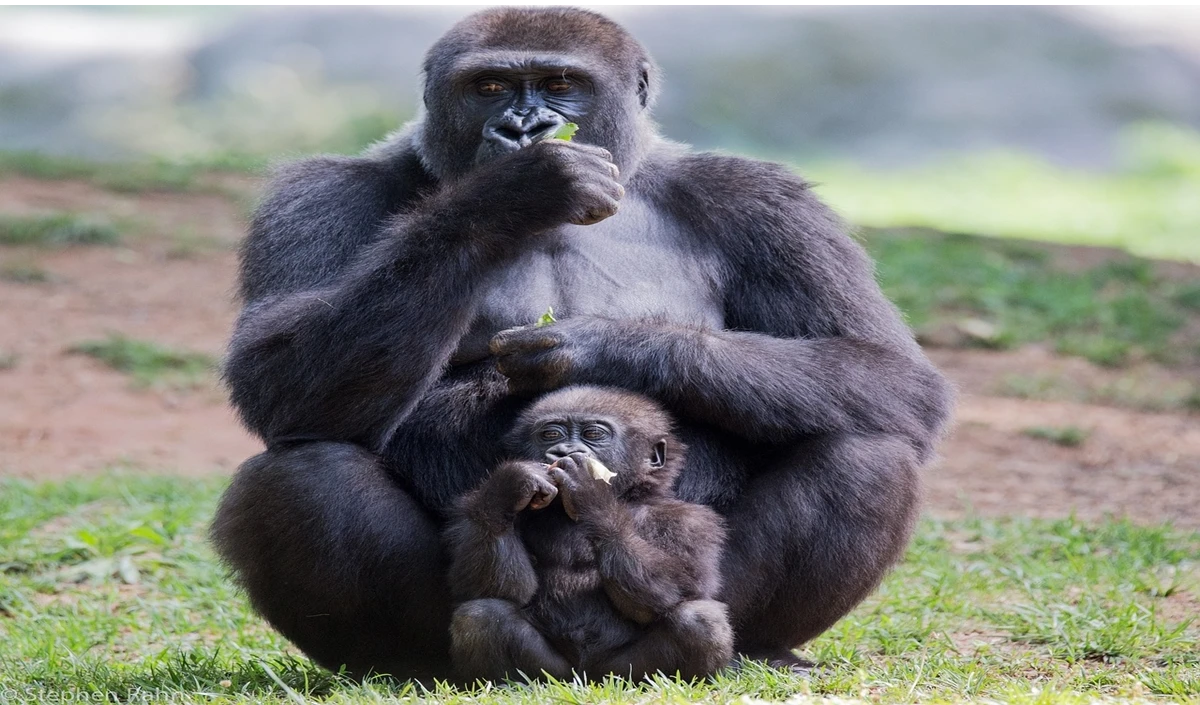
[239,132,435,301]
[258,131,433,219]
[638,147,843,247]
[680,151,809,186]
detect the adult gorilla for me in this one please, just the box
[212,7,951,679]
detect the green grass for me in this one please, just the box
[0,475,1197,703]
[806,123,1200,263]
[0,259,52,283]
[0,151,204,193]
[69,334,217,388]
[1022,426,1090,448]
[0,151,267,193]
[0,213,120,248]
[861,229,1200,368]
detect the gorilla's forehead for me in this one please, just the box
[426,8,646,81]
[523,387,672,434]
[448,51,600,80]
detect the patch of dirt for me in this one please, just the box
[929,347,1200,526]
[2,176,1199,526]
[0,177,262,476]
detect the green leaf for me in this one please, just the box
[553,123,579,142]
[129,525,169,546]
[536,307,557,327]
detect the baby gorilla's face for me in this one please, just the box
[530,413,617,464]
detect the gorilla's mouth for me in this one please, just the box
[475,120,564,165]
[493,120,562,147]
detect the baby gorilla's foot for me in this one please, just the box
[667,600,734,677]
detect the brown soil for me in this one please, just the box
[2,176,1198,526]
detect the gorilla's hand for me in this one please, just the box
[548,452,617,522]
[530,140,624,226]
[468,461,558,531]
[465,141,623,231]
[489,316,620,395]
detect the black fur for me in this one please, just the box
[212,6,952,679]
[445,386,732,682]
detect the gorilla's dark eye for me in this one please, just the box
[582,426,610,442]
[539,428,564,442]
[477,81,507,95]
[546,79,572,94]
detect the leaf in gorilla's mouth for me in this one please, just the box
[553,123,579,141]
[586,457,617,484]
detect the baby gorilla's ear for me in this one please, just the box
[649,440,666,468]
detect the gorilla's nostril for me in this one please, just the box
[495,126,524,143]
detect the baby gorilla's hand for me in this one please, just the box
[476,461,558,526]
[548,452,615,521]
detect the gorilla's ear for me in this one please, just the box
[649,440,666,468]
[638,61,652,109]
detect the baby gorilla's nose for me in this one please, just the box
[545,443,587,462]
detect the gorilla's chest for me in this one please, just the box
[458,199,723,360]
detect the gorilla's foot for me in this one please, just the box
[735,649,815,676]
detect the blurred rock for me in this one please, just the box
[630,6,1200,166]
[1,6,1198,166]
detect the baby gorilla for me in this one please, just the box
[445,386,733,683]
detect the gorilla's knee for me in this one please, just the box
[722,432,921,652]
[451,599,515,641]
[671,600,732,641]
[668,600,734,673]
[211,442,452,678]
[212,443,385,599]
[451,599,572,682]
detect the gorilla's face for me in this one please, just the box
[455,59,597,166]
[417,8,657,181]
[524,408,669,497]
[531,413,620,464]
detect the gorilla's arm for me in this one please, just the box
[225,140,619,447]
[552,456,725,623]
[443,461,557,604]
[226,154,476,446]
[492,156,952,453]
[586,501,725,624]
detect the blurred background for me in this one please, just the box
[1,5,1198,524]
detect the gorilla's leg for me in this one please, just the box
[719,432,921,665]
[588,599,734,681]
[210,442,451,679]
[450,599,574,683]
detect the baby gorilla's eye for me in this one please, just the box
[539,428,564,442]
[546,79,572,94]
[581,426,609,442]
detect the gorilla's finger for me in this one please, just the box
[575,152,620,180]
[556,141,614,162]
[560,496,579,521]
[489,328,559,356]
[495,349,570,390]
[548,467,571,488]
[552,455,582,477]
[570,185,621,226]
[562,453,594,482]
[528,482,558,511]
